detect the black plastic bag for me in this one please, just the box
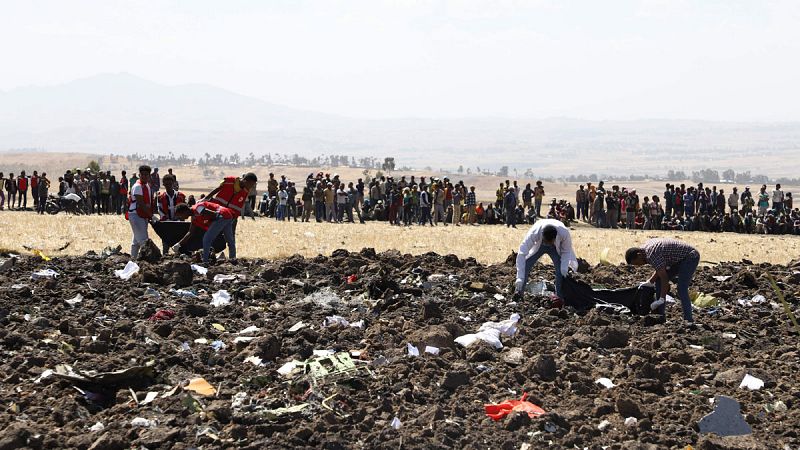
[562,276,654,315]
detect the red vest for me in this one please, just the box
[157,190,186,220]
[211,176,249,218]
[18,177,27,191]
[31,177,38,190]
[192,201,234,230]
[128,181,153,219]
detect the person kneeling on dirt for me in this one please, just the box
[173,202,236,263]
[625,238,700,323]
[514,218,578,299]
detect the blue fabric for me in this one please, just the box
[654,252,700,321]
[521,243,563,297]
[203,218,235,262]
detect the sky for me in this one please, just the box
[2,0,800,121]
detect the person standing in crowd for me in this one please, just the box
[606,189,620,229]
[626,238,700,323]
[149,168,161,198]
[5,172,16,209]
[593,191,606,227]
[173,201,236,263]
[287,181,298,221]
[36,173,50,214]
[534,181,545,218]
[100,173,111,214]
[758,186,770,216]
[452,184,463,226]
[324,182,335,222]
[504,187,517,228]
[625,189,639,229]
[728,187,739,215]
[418,185,432,226]
[30,171,39,209]
[575,185,587,221]
[466,185,477,225]
[772,183,784,212]
[513,219,578,299]
[348,182,364,224]
[0,172,5,210]
[433,183,447,225]
[663,184,673,218]
[276,185,288,221]
[128,165,154,260]
[16,171,29,210]
[301,182,313,222]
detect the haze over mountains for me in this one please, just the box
[2,73,800,177]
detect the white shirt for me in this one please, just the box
[515,219,578,282]
[772,189,784,203]
[129,183,147,214]
[278,190,288,205]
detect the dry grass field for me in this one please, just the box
[1,212,798,266]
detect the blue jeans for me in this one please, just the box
[276,204,286,220]
[203,218,235,262]
[521,244,563,297]
[654,252,700,322]
[534,199,543,217]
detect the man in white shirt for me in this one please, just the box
[514,218,578,298]
[772,184,784,212]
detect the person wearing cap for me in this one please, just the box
[626,238,700,323]
[514,219,578,299]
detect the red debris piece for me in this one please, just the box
[484,392,546,421]
[148,309,176,321]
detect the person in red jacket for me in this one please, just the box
[30,171,39,208]
[17,171,29,210]
[173,201,236,263]
[205,172,258,219]
[157,174,186,221]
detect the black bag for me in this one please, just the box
[562,277,655,315]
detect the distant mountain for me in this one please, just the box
[2,73,800,176]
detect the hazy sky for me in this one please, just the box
[3,0,800,121]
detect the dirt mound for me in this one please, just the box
[0,250,798,448]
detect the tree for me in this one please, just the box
[497,166,509,177]
[722,169,735,182]
[88,160,101,172]
[382,157,396,172]
[457,165,464,174]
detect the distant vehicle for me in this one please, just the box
[46,193,89,215]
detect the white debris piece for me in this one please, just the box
[34,369,53,384]
[598,420,611,431]
[323,316,350,327]
[140,392,159,405]
[233,336,256,344]
[65,294,84,306]
[210,290,231,307]
[390,417,402,430]
[130,417,152,427]
[244,356,263,366]
[407,343,420,357]
[277,361,300,377]
[214,274,245,283]
[595,378,616,389]
[740,374,764,390]
[424,346,440,355]
[31,269,58,280]
[288,321,307,332]
[238,326,261,335]
[89,422,105,432]
[454,313,520,349]
[738,295,767,307]
[191,264,208,275]
[114,261,139,280]
[349,320,364,328]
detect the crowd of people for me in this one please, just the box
[2,166,799,235]
[574,181,798,235]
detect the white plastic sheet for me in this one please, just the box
[31,269,58,280]
[210,290,231,307]
[595,378,616,389]
[114,261,139,280]
[191,264,208,275]
[739,374,764,390]
[65,294,83,306]
[454,313,521,349]
[407,343,420,356]
[424,346,440,355]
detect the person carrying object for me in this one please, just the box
[173,202,236,263]
[625,238,700,323]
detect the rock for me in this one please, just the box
[0,425,31,450]
[442,369,470,390]
[734,271,758,288]
[697,396,752,437]
[696,434,767,450]
[258,267,279,281]
[137,239,162,263]
[252,335,281,361]
[504,411,531,431]
[163,262,193,287]
[87,432,128,450]
[140,268,164,284]
[615,397,643,419]
[137,428,181,448]
[421,299,442,320]
[185,303,209,317]
[528,354,557,381]
[501,347,524,366]
[466,281,497,293]
[597,326,630,348]
[407,324,464,350]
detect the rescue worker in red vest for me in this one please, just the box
[205,172,258,232]
[31,171,39,208]
[128,165,154,260]
[157,174,186,221]
[156,173,187,254]
[173,201,236,263]
[17,171,29,210]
